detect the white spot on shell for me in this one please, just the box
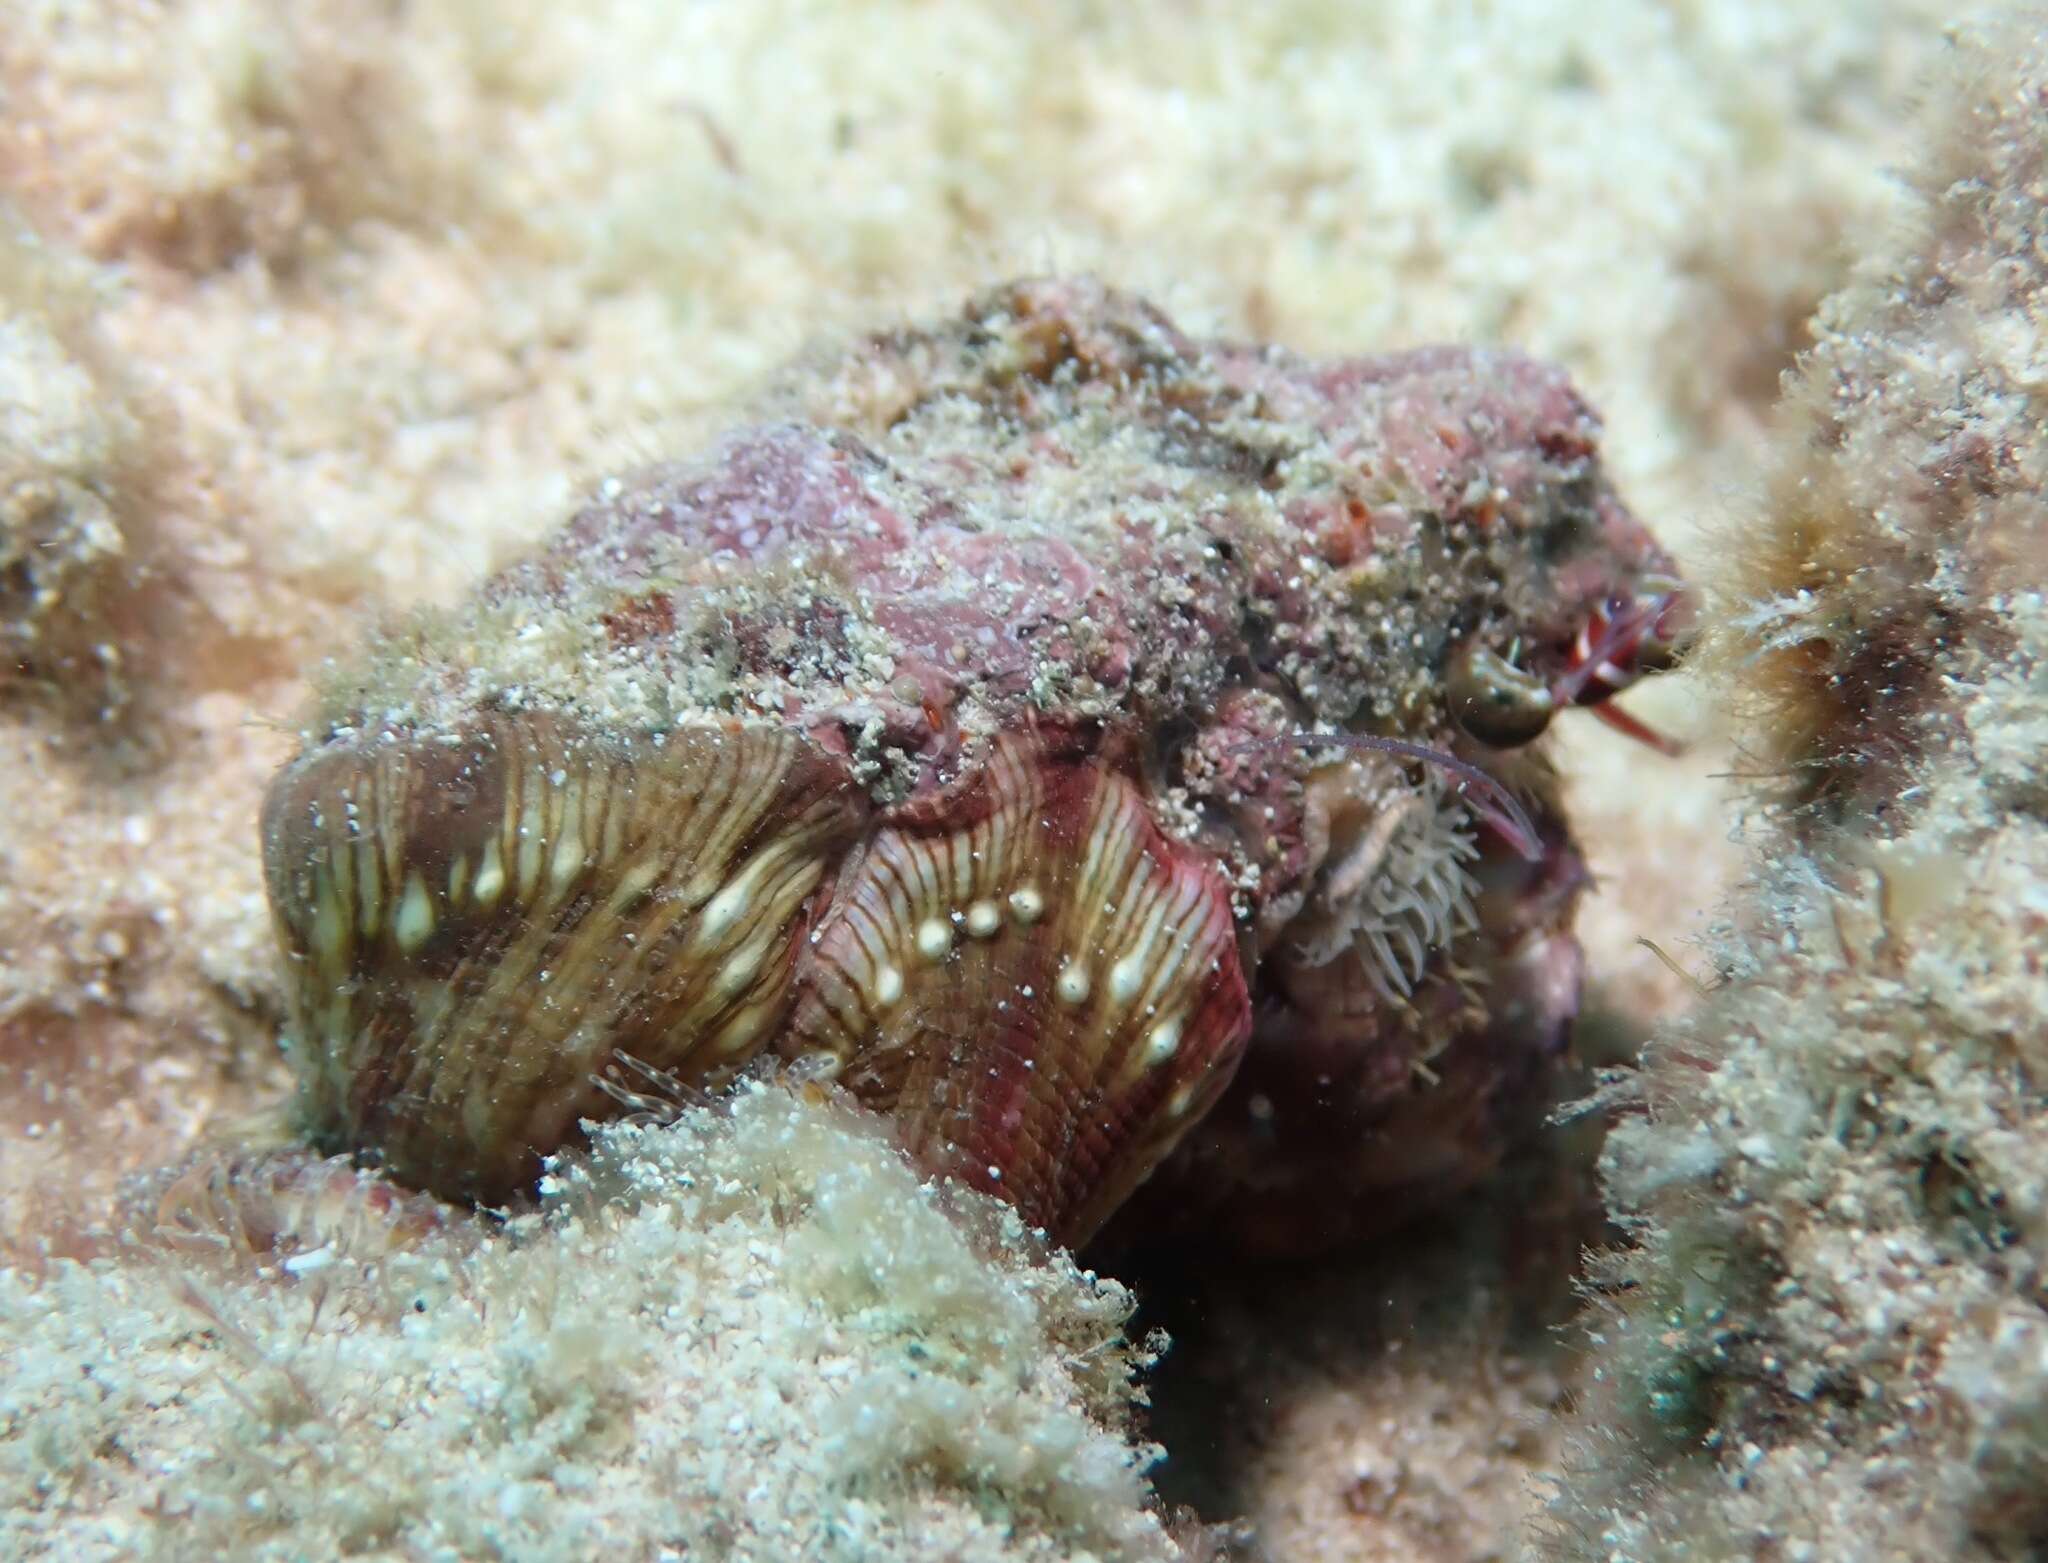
[1108,953,1145,1005]
[965,900,1002,938]
[1055,961,1091,1005]
[1008,886,1044,924]
[550,831,585,891]
[395,873,436,954]
[611,857,663,907]
[1143,1017,1181,1067]
[310,887,349,968]
[916,918,953,961]
[714,930,770,998]
[472,840,507,908]
[875,965,905,1008]
[699,880,747,941]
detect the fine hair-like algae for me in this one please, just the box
[1552,17,2048,1561]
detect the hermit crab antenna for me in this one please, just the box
[1245,732,1545,863]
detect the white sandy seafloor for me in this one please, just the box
[0,2,1974,1559]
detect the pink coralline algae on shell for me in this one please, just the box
[261,278,1684,1251]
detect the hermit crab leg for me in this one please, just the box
[1588,698,1685,756]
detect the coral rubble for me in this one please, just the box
[1,1085,1184,1562]
[1555,18,2048,1560]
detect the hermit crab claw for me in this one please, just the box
[1555,576,1694,707]
[1541,575,1694,756]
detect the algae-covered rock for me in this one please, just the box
[1555,17,2048,1560]
[0,1084,1189,1562]
[0,221,135,707]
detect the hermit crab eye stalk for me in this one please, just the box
[1447,643,1557,749]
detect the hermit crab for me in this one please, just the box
[261,278,1684,1253]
